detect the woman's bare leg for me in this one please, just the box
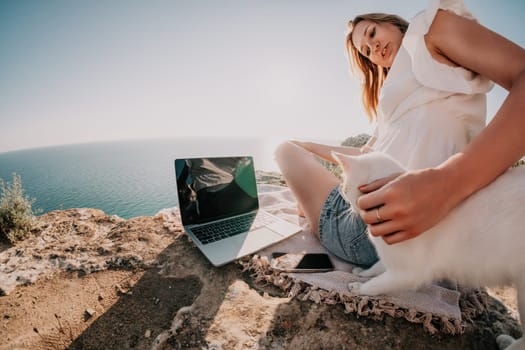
[274,141,340,238]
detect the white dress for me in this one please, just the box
[371,0,493,170]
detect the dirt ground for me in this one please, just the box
[0,204,522,349]
[0,249,521,349]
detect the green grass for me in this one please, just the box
[0,173,40,243]
[513,159,525,168]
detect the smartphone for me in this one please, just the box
[270,252,334,273]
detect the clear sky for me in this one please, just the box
[1,0,524,153]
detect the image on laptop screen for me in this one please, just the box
[175,156,259,225]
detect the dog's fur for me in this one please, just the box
[333,151,524,349]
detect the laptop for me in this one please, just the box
[174,156,302,266]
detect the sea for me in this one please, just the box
[0,137,334,219]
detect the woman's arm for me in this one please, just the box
[360,134,377,153]
[292,140,363,163]
[357,9,525,244]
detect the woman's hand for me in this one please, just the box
[357,168,456,244]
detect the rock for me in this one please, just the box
[85,308,96,319]
[0,208,177,296]
[341,133,371,147]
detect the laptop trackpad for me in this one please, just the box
[235,227,285,257]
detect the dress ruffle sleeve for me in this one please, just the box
[402,0,493,94]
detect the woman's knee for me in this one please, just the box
[274,141,308,173]
[274,141,298,166]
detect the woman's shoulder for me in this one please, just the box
[424,9,468,67]
[408,0,476,38]
[401,0,493,94]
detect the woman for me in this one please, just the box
[275,0,523,266]
[356,6,525,245]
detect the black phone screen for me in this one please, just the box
[271,252,334,271]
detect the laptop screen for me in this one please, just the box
[175,156,259,225]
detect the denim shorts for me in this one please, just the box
[318,185,378,267]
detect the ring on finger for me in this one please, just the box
[375,207,384,223]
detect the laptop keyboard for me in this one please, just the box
[191,211,277,245]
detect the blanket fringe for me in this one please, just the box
[459,287,489,323]
[239,255,488,335]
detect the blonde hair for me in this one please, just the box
[345,13,409,121]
